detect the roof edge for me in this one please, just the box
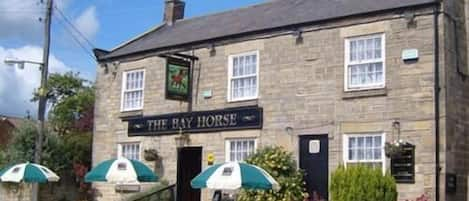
[99,0,440,61]
[110,23,167,52]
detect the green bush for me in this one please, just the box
[237,146,308,201]
[1,121,67,171]
[330,165,397,201]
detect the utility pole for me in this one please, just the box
[32,0,52,201]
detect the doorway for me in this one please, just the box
[299,135,329,200]
[177,147,202,201]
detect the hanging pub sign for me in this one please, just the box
[166,57,191,101]
[390,143,415,183]
[123,106,263,136]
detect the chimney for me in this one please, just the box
[164,0,185,25]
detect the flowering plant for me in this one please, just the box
[385,139,408,158]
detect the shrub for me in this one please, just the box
[330,165,397,201]
[237,146,308,201]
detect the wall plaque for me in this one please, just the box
[123,106,263,136]
[390,144,415,183]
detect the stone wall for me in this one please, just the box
[0,184,31,201]
[443,0,469,200]
[91,5,467,201]
[0,178,80,201]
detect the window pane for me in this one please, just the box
[126,74,130,90]
[374,148,382,160]
[375,37,382,58]
[366,39,374,60]
[251,55,257,74]
[230,141,236,161]
[248,141,255,156]
[357,137,364,160]
[238,56,244,76]
[233,58,239,76]
[350,41,357,62]
[374,136,382,147]
[365,137,373,159]
[236,142,242,161]
[348,149,354,160]
[358,40,365,60]
[375,63,383,83]
[131,73,136,89]
[349,137,356,149]
[244,56,251,76]
[367,64,374,83]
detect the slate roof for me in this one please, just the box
[100,0,437,60]
[0,115,29,128]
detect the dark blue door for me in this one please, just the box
[299,135,329,201]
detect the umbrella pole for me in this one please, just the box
[116,187,123,201]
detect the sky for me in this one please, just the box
[0,0,265,118]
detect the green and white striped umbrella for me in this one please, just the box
[0,162,60,183]
[191,162,279,190]
[85,157,158,183]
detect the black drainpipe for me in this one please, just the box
[433,3,441,201]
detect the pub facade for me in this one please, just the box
[92,0,469,201]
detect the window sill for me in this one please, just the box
[227,97,258,103]
[342,88,387,99]
[119,110,143,119]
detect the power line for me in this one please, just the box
[53,5,96,49]
[53,14,97,62]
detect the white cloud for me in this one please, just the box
[0,45,71,117]
[0,0,71,41]
[73,6,99,40]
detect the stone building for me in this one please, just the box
[0,115,26,150]
[92,0,469,200]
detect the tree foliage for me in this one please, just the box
[33,72,95,136]
[0,72,94,197]
[237,146,308,201]
[330,165,397,201]
[0,121,66,172]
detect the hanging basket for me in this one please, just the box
[385,140,411,158]
[143,149,160,161]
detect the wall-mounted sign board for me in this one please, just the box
[390,144,415,183]
[402,49,419,61]
[446,173,457,194]
[123,106,263,136]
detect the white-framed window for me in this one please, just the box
[227,51,259,102]
[118,142,141,160]
[344,34,385,91]
[121,69,145,111]
[343,133,385,173]
[225,138,257,162]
